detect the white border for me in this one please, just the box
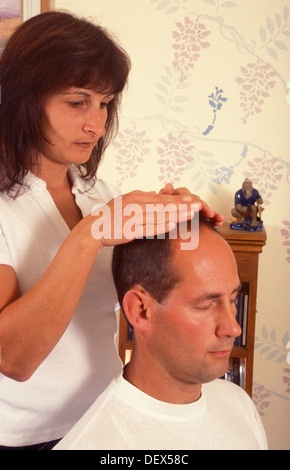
[22,0,41,21]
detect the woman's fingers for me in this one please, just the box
[90,190,199,246]
[159,184,225,227]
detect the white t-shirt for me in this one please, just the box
[54,373,268,450]
[0,168,122,446]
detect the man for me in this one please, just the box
[54,218,268,450]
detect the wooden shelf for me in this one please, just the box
[217,223,266,396]
[118,222,266,397]
[41,0,50,12]
[231,346,250,358]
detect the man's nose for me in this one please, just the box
[216,302,242,339]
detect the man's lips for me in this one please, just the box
[209,349,232,358]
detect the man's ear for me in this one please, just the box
[122,286,155,331]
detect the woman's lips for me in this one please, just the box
[75,142,95,149]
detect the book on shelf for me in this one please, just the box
[234,283,249,347]
[221,357,246,389]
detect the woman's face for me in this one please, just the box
[41,87,114,167]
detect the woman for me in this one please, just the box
[0,11,224,449]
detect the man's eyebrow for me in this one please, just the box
[193,282,242,302]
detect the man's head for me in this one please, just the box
[112,218,242,401]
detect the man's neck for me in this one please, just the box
[123,359,202,405]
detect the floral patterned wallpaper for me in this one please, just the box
[56,0,290,449]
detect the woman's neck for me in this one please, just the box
[30,156,70,190]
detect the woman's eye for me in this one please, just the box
[101,96,114,109]
[100,101,109,109]
[68,101,85,108]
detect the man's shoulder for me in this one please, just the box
[203,378,260,420]
[204,378,250,402]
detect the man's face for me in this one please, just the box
[147,226,242,387]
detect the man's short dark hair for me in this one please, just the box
[112,233,181,310]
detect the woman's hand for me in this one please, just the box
[90,189,199,247]
[159,183,225,227]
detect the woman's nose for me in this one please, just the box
[83,110,106,139]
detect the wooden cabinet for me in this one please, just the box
[216,223,266,396]
[118,222,266,397]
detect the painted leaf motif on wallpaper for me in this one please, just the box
[255,326,289,363]
[259,6,290,60]
[214,144,248,185]
[185,150,219,195]
[113,123,151,186]
[236,58,276,124]
[150,0,188,15]
[281,220,290,263]
[203,0,238,9]
[252,384,271,416]
[157,132,194,184]
[282,368,290,393]
[172,17,211,81]
[156,66,189,113]
[243,151,284,205]
[203,86,228,135]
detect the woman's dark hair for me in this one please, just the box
[0,11,131,195]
